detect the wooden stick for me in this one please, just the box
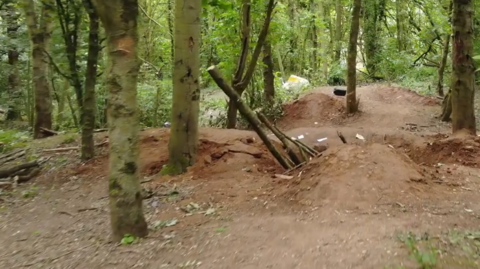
[257,112,302,165]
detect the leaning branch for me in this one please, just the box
[207,65,291,169]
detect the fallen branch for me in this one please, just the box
[207,65,291,169]
[0,149,26,166]
[42,140,109,152]
[337,131,347,144]
[40,127,58,137]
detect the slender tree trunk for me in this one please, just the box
[334,0,343,61]
[395,0,407,51]
[227,0,251,129]
[451,0,476,134]
[81,0,100,160]
[167,0,202,174]
[320,2,330,82]
[436,34,451,97]
[310,0,318,71]
[363,0,382,77]
[346,0,362,114]
[3,1,22,120]
[167,0,174,61]
[262,40,275,104]
[92,0,148,242]
[55,79,66,127]
[23,0,54,139]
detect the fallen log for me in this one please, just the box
[0,149,26,166]
[0,157,49,186]
[207,65,292,169]
[0,160,39,179]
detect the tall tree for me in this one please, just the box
[166,0,202,174]
[334,0,343,61]
[81,0,101,160]
[92,0,148,241]
[23,0,55,138]
[346,0,362,114]
[2,1,22,120]
[451,0,475,134]
[363,0,385,77]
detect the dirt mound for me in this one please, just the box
[73,128,279,180]
[372,85,440,106]
[278,143,439,210]
[409,135,480,167]
[278,92,347,129]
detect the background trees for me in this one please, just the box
[2,0,476,135]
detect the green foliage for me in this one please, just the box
[120,234,138,245]
[21,185,38,198]
[137,80,172,127]
[399,232,438,269]
[0,129,31,153]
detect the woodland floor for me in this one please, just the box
[3,84,480,268]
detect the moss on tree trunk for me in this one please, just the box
[166,0,202,175]
[23,0,54,139]
[92,0,148,242]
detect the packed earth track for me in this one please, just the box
[2,84,480,269]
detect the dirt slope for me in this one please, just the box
[2,84,480,269]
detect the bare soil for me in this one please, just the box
[2,84,480,269]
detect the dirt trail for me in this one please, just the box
[2,84,480,269]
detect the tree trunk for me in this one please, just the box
[363,0,382,77]
[436,0,453,97]
[319,2,330,82]
[395,0,407,51]
[81,0,100,160]
[334,0,343,61]
[346,0,362,114]
[310,0,318,71]
[440,90,452,121]
[166,0,202,175]
[226,0,275,129]
[451,0,476,134]
[92,0,148,242]
[3,1,22,120]
[55,0,84,123]
[55,79,66,127]
[167,0,174,62]
[262,40,275,104]
[436,34,451,97]
[23,0,54,139]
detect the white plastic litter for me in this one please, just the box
[317,137,328,142]
[355,134,365,141]
[297,135,304,139]
[282,75,310,90]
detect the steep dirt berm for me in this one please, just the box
[279,143,441,211]
[278,91,347,128]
